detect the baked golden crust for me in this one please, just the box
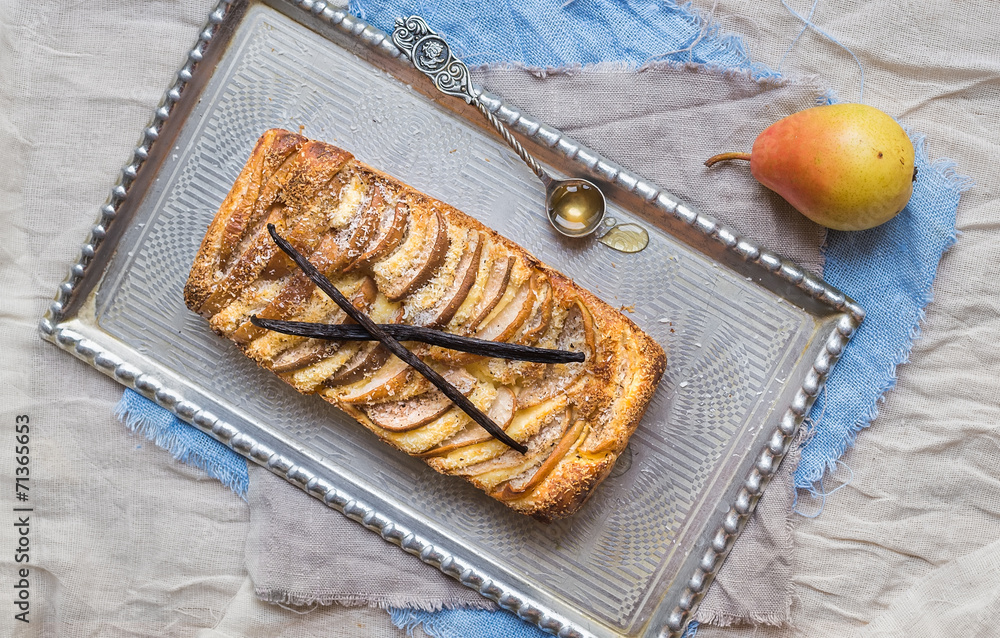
[185,129,665,521]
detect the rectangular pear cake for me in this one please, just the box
[184,129,665,521]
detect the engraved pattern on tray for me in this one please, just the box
[96,5,810,632]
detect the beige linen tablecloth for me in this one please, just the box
[2,1,999,636]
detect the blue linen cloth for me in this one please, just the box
[388,608,699,638]
[112,1,970,636]
[115,388,249,497]
[350,0,778,78]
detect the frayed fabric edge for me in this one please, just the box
[794,133,972,492]
[470,59,819,90]
[662,0,784,82]
[909,131,976,195]
[390,610,425,638]
[428,0,784,84]
[390,608,536,638]
[465,0,792,84]
[816,87,838,105]
[469,60,831,114]
[390,609,436,638]
[113,390,250,498]
[255,587,498,612]
[691,610,792,628]
[780,448,800,619]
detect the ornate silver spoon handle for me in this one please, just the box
[392,16,549,184]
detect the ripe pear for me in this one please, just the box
[706,104,916,231]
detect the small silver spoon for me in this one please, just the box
[392,16,607,238]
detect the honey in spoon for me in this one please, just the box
[546,179,606,237]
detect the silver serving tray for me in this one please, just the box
[40,1,862,636]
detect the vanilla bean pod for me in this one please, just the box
[251,317,585,365]
[267,223,528,454]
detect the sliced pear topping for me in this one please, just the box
[323,305,404,386]
[204,145,356,317]
[373,206,450,301]
[457,410,572,489]
[184,130,305,311]
[341,181,385,265]
[231,231,353,344]
[483,274,554,384]
[416,386,517,456]
[448,239,496,328]
[329,355,415,404]
[364,369,477,432]
[324,342,391,387]
[516,303,590,409]
[202,205,289,319]
[374,382,497,454]
[281,345,357,393]
[491,419,588,500]
[325,171,368,230]
[518,273,553,346]
[426,394,567,472]
[244,275,373,363]
[419,230,483,328]
[475,280,535,343]
[347,197,407,270]
[280,292,399,393]
[216,133,305,274]
[404,225,471,317]
[466,256,515,330]
[269,341,341,374]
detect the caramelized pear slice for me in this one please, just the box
[214,131,305,274]
[341,182,385,265]
[202,205,288,319]
[269,341,341,374]
[491,419,587,500]
[415,387,517,456]
[375,383,497,454]
[516,300,595,409]
[466,256,514,330]
[202,143,353,316]
[347,199,407,270]
[517,274,553,346]
[459,410,574,491]
[248,276,377,366]
[324,342,390,387]
[331,355,415,404]
[403,226,469,317]
[363,369,477,432]
[231,234,354,345]
[184,131,305,311]
[425,394,566,472]
[426,230,483,327]
[374,207,450,301]
[322,302,408,387]
[280,293,399,393]
[475,280,535,343]
[483,274,554,384]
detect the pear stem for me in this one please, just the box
[704,152,752,167]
